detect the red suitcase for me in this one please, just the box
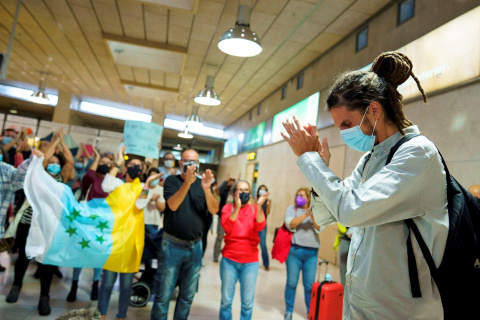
[308,260,344,320]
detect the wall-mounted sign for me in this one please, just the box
[271,92,319,143]
[223,137,239,159]
[240,121,265,153]
[247,152,256,161]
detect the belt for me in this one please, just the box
[163,232,202,245]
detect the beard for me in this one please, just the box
[362,116,376,136]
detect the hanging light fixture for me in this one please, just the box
[185,105,203,130]
[173,144,183,151]
[29,77,50,105]
[178,129,193,139]
[218,4,262,57]
[194,74,221,106]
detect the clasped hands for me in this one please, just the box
[281,115,331,167]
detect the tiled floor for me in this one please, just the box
[0,233,340,320]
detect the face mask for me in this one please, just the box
[127,164,142,180]
[296,196,307,207]
[47,163,62,175]
[226,195,234,203]
[0,154,3,162]
[97,164,110,175]
[2,137,13,145]
[211,178,216,184]
[340,107,377,152]
[150,178,160,187]
[182,161,199,174]
[258,189,267,197]
[239,192,250,205]
[164,160,174,168]
[74,162,84,170]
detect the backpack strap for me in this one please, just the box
[386,133,445,298]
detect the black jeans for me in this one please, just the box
[13,222,54,296]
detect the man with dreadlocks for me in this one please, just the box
[281,51,448,319]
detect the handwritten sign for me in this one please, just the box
[124,121,163,158]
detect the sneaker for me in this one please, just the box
[6,285,21,303]
[38,295,51,316]
[264,266,270,271]
[91,280,99,301]
[213,257,219,263]
[284,311,293,320]
[66,281,78,302]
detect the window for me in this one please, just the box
[297,73,304,90]
[398,0,415,25]
[356,27,368,52]
[257,104,261,116]
[281,84,287,100]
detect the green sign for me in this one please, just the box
[271,92,319,143]
[240,121,265,152]
[223,137,239,158]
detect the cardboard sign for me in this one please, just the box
[124,121,163,158]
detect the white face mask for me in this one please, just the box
[258,189,267,197]
[226,195,234,204]
[164,159,174,168]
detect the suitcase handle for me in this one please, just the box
[316,260,329,282]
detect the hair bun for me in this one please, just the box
[370,51,412,87]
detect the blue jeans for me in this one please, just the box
[97,270,135,318]
[285,244,318,314]
[150,234,203,320]
[72,268,102,281]
[219,257,259,320]
[258,225,269,268]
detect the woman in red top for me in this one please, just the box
[220,180,269,320]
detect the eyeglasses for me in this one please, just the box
[182,159,199,164]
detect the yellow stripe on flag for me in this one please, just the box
[103,178,145,273]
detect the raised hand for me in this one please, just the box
[234,189,242,208]
[146,172,164,188]
[202,169,214,189]
[184,165,197,186]
[32,149,44,159]
[257,191,270,207]
[281,115,320,157]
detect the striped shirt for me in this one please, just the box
[0,158,31,238]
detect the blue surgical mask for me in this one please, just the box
[340,107,377,152]
[2,137,13,145]
[150,178,159,187]
[0,154,3,162]
[258,189,267,197]
[47,163,62,175]
[74,162,84,170]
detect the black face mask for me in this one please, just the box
[127,165,142,180]
[97,164,110,175]
[239,192,250,205]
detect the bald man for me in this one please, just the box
[468,185,480,199]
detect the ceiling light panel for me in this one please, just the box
[106,40,185,74]
[124,84,177,100]
[133,0,197,12]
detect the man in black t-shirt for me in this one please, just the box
[151,149,219,320]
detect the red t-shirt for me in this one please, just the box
[221,203,266,263]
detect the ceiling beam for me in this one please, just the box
[102,32,187,54]
[121,80,179,93]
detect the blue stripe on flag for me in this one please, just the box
[43,189,114,268]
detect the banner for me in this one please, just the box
[124,120,163,158]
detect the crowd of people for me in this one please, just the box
[1,50,479,320]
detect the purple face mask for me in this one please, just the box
[296,196,307,207]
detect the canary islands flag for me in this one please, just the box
[24,156,144,273]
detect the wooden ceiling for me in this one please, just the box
[0,0,391,128]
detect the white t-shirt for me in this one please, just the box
[144,185,165,226]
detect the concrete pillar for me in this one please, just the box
[52,90,73,124]
[152,109,165,126]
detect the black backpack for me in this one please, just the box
[386,134,480,319]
